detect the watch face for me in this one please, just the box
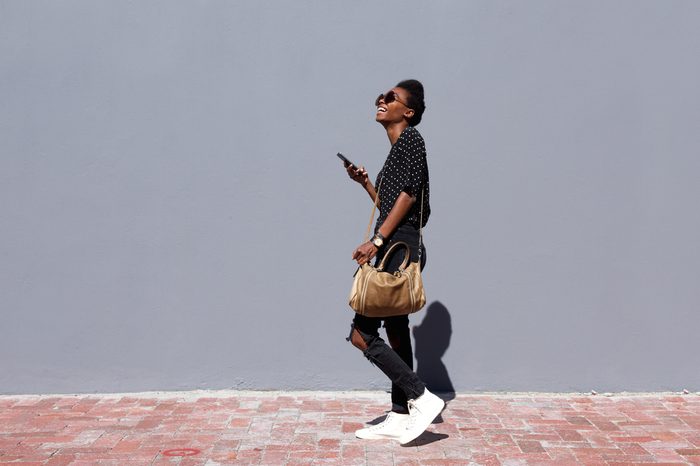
[373,238,382,247]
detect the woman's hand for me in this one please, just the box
[346,164,369,186]
[352,241,378,266]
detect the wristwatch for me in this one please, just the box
[371,232,385,248]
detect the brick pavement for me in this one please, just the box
[1,391,700,465]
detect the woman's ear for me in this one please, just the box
[403,108,415,121]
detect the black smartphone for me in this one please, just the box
[336,152,355,168]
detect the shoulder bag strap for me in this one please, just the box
[418,187,424,261]
[363,176,383,243]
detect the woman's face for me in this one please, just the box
[375,87,414,125]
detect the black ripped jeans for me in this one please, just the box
[349,224,426,413]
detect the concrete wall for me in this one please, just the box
[2,1,699,395]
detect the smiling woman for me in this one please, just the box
[340,80,444,445]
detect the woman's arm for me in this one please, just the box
[352,191,416,265]
[346,164,379,204]
[376,191,415,239]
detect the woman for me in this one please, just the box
[345,79,444,444]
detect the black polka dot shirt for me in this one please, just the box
[375,126,430,231]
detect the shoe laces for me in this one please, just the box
[368,412,396,430]
[406,400,421,429]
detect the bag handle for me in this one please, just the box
[375,241,411,272]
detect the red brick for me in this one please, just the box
[566,416,593,425]
[517,440,546,453]
[111,438,142,452]
[558,429,584,441]
[45,455,77,466]
[611,435,655,443]
[677,448,700,456]
[342,421,363,433]
[319,438,341,449]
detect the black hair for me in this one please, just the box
[396,79,426,126]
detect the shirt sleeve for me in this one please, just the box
[394,129,426,197]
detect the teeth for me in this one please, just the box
[377,107,386,113]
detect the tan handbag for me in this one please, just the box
[348,177,427,317]
[349,241,426,317]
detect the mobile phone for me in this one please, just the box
[336,152,355,168]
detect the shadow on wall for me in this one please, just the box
[413,301,455,401]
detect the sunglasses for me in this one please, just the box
[375,90,411,108]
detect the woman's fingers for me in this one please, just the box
[352,242,377,265]
[352,247,366,264]
[346,165,368,183]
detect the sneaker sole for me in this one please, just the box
[355,432,401,440]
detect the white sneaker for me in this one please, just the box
[399,388,445,445]
[355,412,409,440]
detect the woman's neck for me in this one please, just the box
[384,120,409,145]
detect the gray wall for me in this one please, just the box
[2,1,699,395]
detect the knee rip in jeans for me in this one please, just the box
[347,325,368,348]
[347,325,380,364]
